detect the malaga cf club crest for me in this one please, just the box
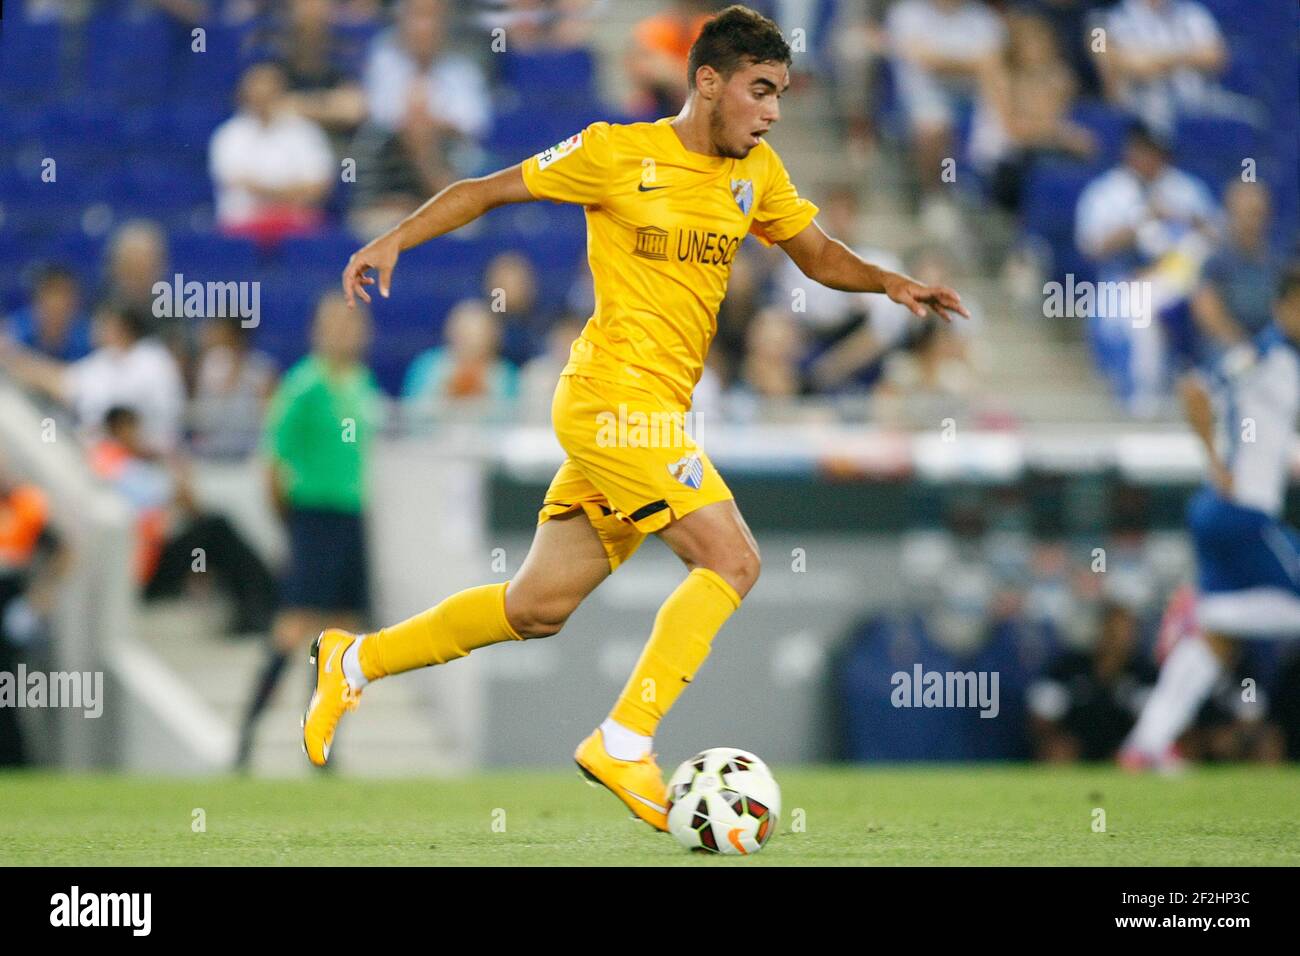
[731,178,753,215]
[667,453,705,490]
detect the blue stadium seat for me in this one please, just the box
[167,98,231,150]
[1021,159,1099,284]
[485,98,613,161]
[168,232,260,282]
[1069,100,1131,172]
[336,21,383,75]
[1173,116,1258,198]
[0,18,64,103]
[81,15,175,105]
[47,233,107,282]
[277,233,360,277]
[173,23,250,110]
[497,49,597,103]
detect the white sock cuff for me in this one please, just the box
[342,638,369,691]
[599,717,651,761]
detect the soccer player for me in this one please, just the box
[1121,265,1300,771]
[312,4,967,829]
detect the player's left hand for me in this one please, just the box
[884,276,970,323]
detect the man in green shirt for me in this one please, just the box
[236,292,380,770]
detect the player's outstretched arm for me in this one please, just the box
[777,221,970,323]
[342,164,535,306]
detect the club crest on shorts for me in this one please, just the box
[667,453,705,490]
[731,178,753,215]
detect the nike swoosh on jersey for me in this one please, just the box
[637,183,667,192]
[621,787,667,814]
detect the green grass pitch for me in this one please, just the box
[1,766,1297,866]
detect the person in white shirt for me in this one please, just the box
[885,0,1005,210]
[1096,0,1228,135]
[363,0,491,139]
[191,317,278,460]
[349,0,491,236]
[1122,269,1300,770]
[0,302,186,454]
[1075,123,1217,415]
[209,62,335,241]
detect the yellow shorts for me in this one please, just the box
[538,374,733,570]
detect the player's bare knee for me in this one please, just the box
[701,548,760,600]
[506,598,572,640]
[731,548,761,598]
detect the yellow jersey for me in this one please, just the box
[520,118,819,408]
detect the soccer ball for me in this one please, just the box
[665,747,780,855]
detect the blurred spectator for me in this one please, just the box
[146,0,262,27]
[209,62,334,242]
[262,0,368,131]
[1094,0,1228,135]
[104,220,169,318]
[1191,181,1282,356]
[875,245,981,410]
[238,292,381,769]
[518,314,585,424]
[90,406,277,634]
[0,302,185,453]
[1028,602,1158,761]
[190,317,279,460]
[0,468,65,767]
[475,0,597,51]
[732,306,808,401]
[1016,0,1103,97]
[1075,123,1217,415]
[761,0,838,83]
[102,219,197,377]
[772,185,914,392]
[349,0,491,236]
[483,251,546,367]
[4,265,92,363]
[403,298,518,412]
[822,0,890,162]
[970,10,1096,213]
[884,0,1005,229]
[712,246,765,384]
[624,0,712,119]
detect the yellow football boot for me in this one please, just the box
[574,728,669,832]
[302,629,362,767]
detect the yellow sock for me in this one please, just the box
[609,567,741,737]
[358,581,523,680]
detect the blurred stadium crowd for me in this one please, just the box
[0,0,1298,766]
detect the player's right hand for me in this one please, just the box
[342,234,402,306]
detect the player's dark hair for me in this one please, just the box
[686,5,791,90]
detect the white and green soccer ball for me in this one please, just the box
[665,747,780,855]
